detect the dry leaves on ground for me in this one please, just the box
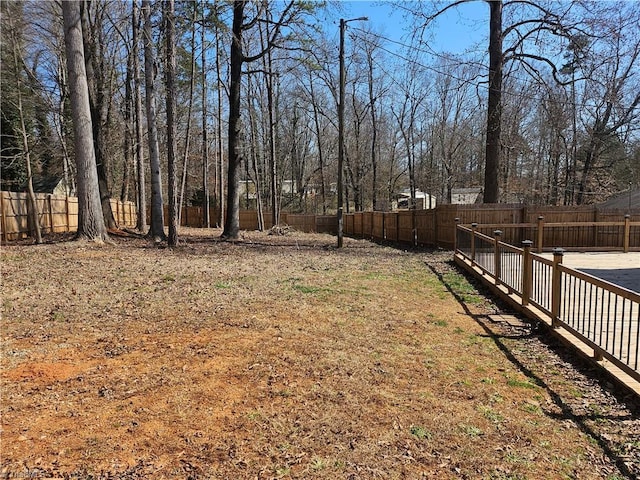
[1,228,638,479]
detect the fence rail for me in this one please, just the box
[455,224,640,387]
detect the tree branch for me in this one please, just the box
[243,1,297,64]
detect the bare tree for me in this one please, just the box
[406,0,579,203]
[141,0,166,242]
[132,0,147,232]
[5,6,42,243]
[80,0,117,228]
[484,0,502,203]
[215,16,225,228]
[222,0,312,239]
[62,0,109,242]
[201,4,211,229]
[164,0,178,246]
[572,2,640,204]
[177,2,197,226]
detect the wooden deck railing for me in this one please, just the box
[468,215,640,253]
[455,224,640,386]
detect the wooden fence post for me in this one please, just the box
[521,240,533,306]
[494,230,502,286]
[65,195,71,232]
[0,191,7,244]
[434,208,439,248]
[382,212,386,240]
[551,248,564,328]
[412,209,417,246]
[623,214,631,253]
[453,217,460,251]
[471,223,477,264]
[370,211,374,239]
[536,216,544,253]
[47,194,53,233]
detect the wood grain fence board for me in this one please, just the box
[397,211,414,244]
[315,215,337,234]
[415,210,435,246]
[385,212,398,242]
[353,213,363,237]
[371,212,384,240]
[0,192,136,240]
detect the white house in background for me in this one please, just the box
[238,180,258,199]
[26,175,75,196]
[395,189,437,210]
[451,187,483,204]
[239,179,298,199]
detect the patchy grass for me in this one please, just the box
[0,228,633,478]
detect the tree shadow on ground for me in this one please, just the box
[426,257,640,480]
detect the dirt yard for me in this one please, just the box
[1,228,639,479]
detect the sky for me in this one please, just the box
[332,0,489,56]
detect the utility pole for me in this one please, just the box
[337,16,367,248]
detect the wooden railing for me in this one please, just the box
[468,215,640,253]
[455,224,640,385]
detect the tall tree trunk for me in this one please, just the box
[81,0,117,229]
[266,57,279,226]
[55,57,75,196]
[483,0,502,203]
[62,0,109,242]
[260,15,279,227]
[215,21,224,228]
[368,60,378,211]
[165,0,178,246]
[179,3,197,226]
[248,88,265,230]
[308,71,327,214]
[201,11,210,229]
[8,13,42,243]
[132,0,147,232]
[142,0,166,241]
[222,1,244,239]
[121,40,133,202]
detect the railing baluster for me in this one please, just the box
[456,222,639,382]
[494,230,502,286]
[629,303,640,370]
[522,240,533,306]
[471,223,477,264]
[551,248,564,329]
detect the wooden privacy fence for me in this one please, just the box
[5,193,638,248]
[0,191,137,242]
[162,205,338,235]
[344,205,640,251]
[455,224,640,388]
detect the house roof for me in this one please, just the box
[451,187,483,204]
[598,188,640,210]
[451,187,483,194]
[24,175,63,194]
[396,189,434,199]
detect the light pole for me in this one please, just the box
[337,16,367,248]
